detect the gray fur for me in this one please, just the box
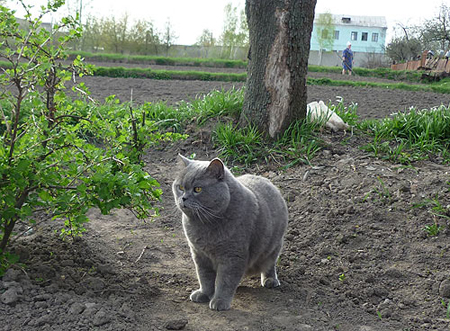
[172,155,288,311]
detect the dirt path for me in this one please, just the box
[2,70,450,331]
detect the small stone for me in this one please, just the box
[2,268,21,282]
[439,279,450,298]
[69,302,86,315]
[86,277,105,291]
[93,308,111,326]
[35,314,52,327]
[1,288,19,305]
[82,302,99,316]
[165,318,188,330]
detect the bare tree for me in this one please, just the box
[239,0,317,139]
[421,4,450,51]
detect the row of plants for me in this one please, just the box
[69,51,436,85]
[67,51,248,69]
[92,65,247,82]
[308,77,450,94]
[307,65,425,83]
[138,86,450,167]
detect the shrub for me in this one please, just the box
[0,1,177,274]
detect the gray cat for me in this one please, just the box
[172,155,288,311]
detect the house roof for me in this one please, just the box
[315,14,387,29]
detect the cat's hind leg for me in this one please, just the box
[261,265,280,288]
[260,246,282,288]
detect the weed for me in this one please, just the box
[339,273,346,282]
[213,123,263,166]
[416,195,450,220]
[441,299,450,319]
[363,177,392,204]
[275,118,324,168]
[423,218,443,237]
[331,97,359,127]
[377,311,383,320]
[359,105,450,164]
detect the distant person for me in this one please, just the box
[445,50,450,60]
[342,41,353,75]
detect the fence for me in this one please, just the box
[391,51,450,73]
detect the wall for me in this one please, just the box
[310,15,387,54]
[308,50,390,68]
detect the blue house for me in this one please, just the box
[311,14,387,54]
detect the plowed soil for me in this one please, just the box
[1,65,450,331]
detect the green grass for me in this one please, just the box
[213,122,264,165]
[68,51,248,68]
[212,110,325,167]
[359,105,450,164]
[92,65,246,82]
[141,87,244,132]
[307,77,450,94]
[308,65,424,83]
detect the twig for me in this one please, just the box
[134,245,148,263]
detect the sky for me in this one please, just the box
[6,0,448,45]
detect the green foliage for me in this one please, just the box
[67,51,248,68]
[330,99,359,127]
[213,111,324,167]
[307,65,424,83]
[413,194,450,220]
[219,3,249,59]
[363,177,392,204]
[0,2,178,271]
[214,123,263,165]
[142,87,244,132]
[423,222,443,237]
[274,118,324,168]
[385,36,423,63]
[79,14,161,55]
[315,12,335,51]
[92,65,246,82]
[359,105,450,164]
[307,77,450,94]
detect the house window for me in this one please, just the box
[334,30,339,40]
[361,32,368,41]
[321,29,328,39]
[351,31,358,41]
[372,33,379,42]
[342,17,351,23]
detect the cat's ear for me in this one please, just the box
[178,154,191,167]
[207,158,225,180]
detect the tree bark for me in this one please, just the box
[240,0,317,139]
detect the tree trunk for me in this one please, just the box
[240,0,317,139]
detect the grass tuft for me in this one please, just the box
[359,105,450,164]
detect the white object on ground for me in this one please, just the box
[307,100,350,132]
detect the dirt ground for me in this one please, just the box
[1,66,450,331]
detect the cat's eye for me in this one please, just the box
[178,185,184,191]
[193,187,202,193]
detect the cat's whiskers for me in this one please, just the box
[197,204,221,222]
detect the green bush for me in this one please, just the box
[0,2,181,274]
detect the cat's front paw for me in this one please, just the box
[209,297,232,311]
[190,289,211,303]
